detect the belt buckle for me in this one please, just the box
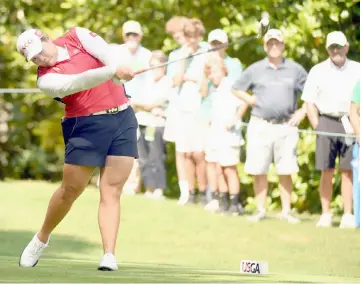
[106,107,119,114]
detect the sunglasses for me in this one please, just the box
[328,44,344,50]
[125,32,139,37]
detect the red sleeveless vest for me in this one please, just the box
[38,28,128,118]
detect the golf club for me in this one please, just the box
[134,13,270,76]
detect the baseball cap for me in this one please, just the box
[208,29,228,43]
[122,21,142,36]
[264,29,284,43]
[326,31,348,48]
[16,29,44,61]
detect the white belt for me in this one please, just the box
[89,102,129,116]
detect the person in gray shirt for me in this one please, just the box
[232,29,308,223]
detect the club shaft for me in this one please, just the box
[134,34,260,75]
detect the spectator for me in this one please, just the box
[112,20,152,98]
[109,20,152,195]
[200,29,243,206]
[301,31,360,228]
[350,80,360,227]
[131,51,172,200]
[174,18,208,205]
[207,29,242,81]
[165,16,188,50]
[232,29,308,223]
[203,54,247,215]
[163,16,189,204]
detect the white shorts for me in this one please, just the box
[244,116,299,175]
[205,146,240,167]
[175,112,208,153]
[163,110,178,143]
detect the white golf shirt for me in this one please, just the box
[301,58,360,116]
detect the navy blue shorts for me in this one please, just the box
[61,106,138,167]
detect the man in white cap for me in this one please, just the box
[302,31,360,228]
[110,20,152,97]
[15,26,137,271]
[232,28,308,223]
[207,29,242,81]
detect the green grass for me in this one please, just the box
[0,180,359,283]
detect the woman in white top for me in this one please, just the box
[173,19,209,205]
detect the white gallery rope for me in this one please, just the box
[0,88,357,139]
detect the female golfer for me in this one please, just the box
[16,26,137,271]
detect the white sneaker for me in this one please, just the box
[339,213,356,229]
[19,233,49,268]
[204,199,219,212]
[177,190,189,206]
[247,210,266,222]
[152,189,165,200]
[316,213,332,228]
[98,253,118,271]
[278,212,301,224]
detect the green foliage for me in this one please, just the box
[0,0,359,214]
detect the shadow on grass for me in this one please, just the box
[0,230,98,259]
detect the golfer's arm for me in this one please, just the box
[173,60,186,87]
[350,102,360,140]
[199,76,209,98]
[236,102,249,119]
[231,88,256,106]
[37,67,116,98]
[305,102,319,129]
[76,27,117,68]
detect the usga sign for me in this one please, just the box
[240,260,268,275]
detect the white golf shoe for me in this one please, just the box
[19,233,49,268]
[339,213,356,229]
[316,213,333,228]
[98,252,118,271]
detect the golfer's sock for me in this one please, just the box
[281,207,290,216]
[211,191,219,200]
[230,193,240,206]
[188,190,196,203]
[219,192,229,210]
[178,180,188,196]
[199,191,206,197]
[257,207,266,214]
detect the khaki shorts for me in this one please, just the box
[316,115,353,170]
[205,146,240,167]
[245,116,299,175]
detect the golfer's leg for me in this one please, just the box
[20,163,95,268]
[98,156,134,254]
[38,164,95,243]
